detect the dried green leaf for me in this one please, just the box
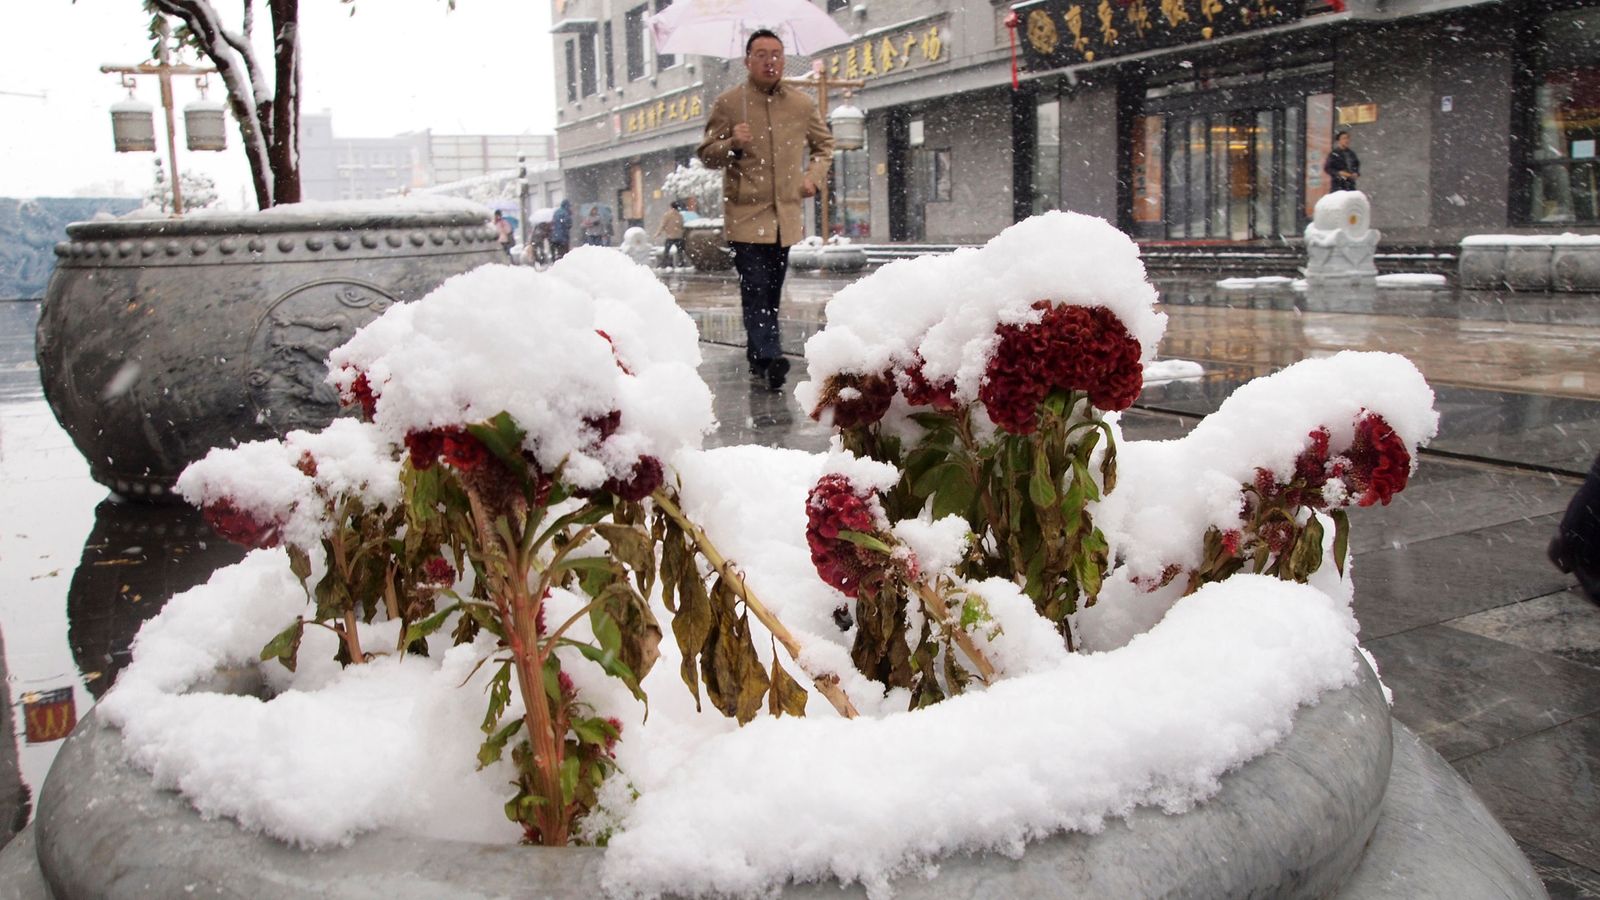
[477,716,521,768]
[931,465,976,522]
[403,602,461,646]
[259,619,304,672]
[1288,515,1325,582]
[835,529,894,555]
[483,660,513,732]
[1331,508,1351,577]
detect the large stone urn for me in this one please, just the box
[38,200,501,500]
[684,219,734,272]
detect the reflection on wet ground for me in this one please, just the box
[5,265,1600,895]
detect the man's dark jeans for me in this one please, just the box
[731,241,790,369]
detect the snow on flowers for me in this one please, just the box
[105,217,1439,899]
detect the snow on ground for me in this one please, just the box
[1376,273,1449,287]
[1216,276,1296,289]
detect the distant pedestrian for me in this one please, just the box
[581,203,611,247]
[550,199,573,259]
[493,210,515,259]
[656,201,687,268]
[1550,452,1600,606]
[1324,130,1361,193]
[696,28,834,392]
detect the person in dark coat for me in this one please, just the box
[1323,130,1361,192]
[1551,452,1600,606]
[550,199,573,260]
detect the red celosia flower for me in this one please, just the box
[812,372,896,430]
[441,428,491,471]
[1295,428,1332,487]
[979,302,1143,433]
[295,452,318,479]
[405,430,446,470]
[603,455,664,502]
[584,410,622,445]
[202,497,282,549]
[804,474,887,598]
[557,671,575,698]
[421,556,456,587]
[603,717,623,755]
[1346,412,1410,507]
[344,373,379,420]
[1221,530,1242,556]
[900,362,959,412]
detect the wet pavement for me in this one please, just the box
[4,266,1600,897]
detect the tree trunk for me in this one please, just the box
[268,0,302,205]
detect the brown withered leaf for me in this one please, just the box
[596,522,657,598]
[768,654,808,718]
[658,519,691,614]
[671,563,713,710]
[850,580,915,690]
[700,579,771,724]
[602,581,662,684]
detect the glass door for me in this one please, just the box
[1157,108,1292,240]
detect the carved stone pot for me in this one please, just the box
[684,221,734,272]
[38,201,501,500]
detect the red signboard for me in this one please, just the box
[23,687,77,744]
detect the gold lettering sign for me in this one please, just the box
[1098,0,1120,43]
[1161,0,1189,27]
[828,23,948,85]
[623,94,706,135]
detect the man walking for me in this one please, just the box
[1324,130,1361,193]
[697,29,834,391]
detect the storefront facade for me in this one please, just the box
[550,0,1600,247]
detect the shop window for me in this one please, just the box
[565,40,578,103]
[603,22,616,91]
[1033,99,1061,215]
[625,6,648,81]
[1132,115,1164,238]
[1303,93,1333,218]
[579,33,599,97]
[654,0,677,69]
[1527,7,1600,224]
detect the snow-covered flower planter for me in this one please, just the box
[38,197,502,498]
[1459,233,1600,291]
[788,236,868,273]
[5,218,1546,899]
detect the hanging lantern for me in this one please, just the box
[111,97,156,153]
[828,101,866,151]
[184,98,228,151]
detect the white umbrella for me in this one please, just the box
[646,0,852,59]
[529,207,556,225]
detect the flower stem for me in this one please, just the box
[910,581,996,684]
[466,484,568,845]
[652,488,860,720]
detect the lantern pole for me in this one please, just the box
[101,18,216,217]
[784,67,864,241]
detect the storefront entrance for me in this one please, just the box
[1132,67,1334,241]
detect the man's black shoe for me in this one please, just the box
[764,356,790,392]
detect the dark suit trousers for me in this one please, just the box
[730,241,790,366]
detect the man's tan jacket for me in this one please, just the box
[697,80,834,247]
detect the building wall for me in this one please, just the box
[1058,79,1121,224]
[921,92,1015,244]
[1336,22,1435,236]
[1427,15,1514,237]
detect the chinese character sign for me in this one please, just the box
[1019,0,1305,69]
[624,94,705,136]
[826,22,949,84]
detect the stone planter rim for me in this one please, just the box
[63,205,491,240]
[33,659,1394,899]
